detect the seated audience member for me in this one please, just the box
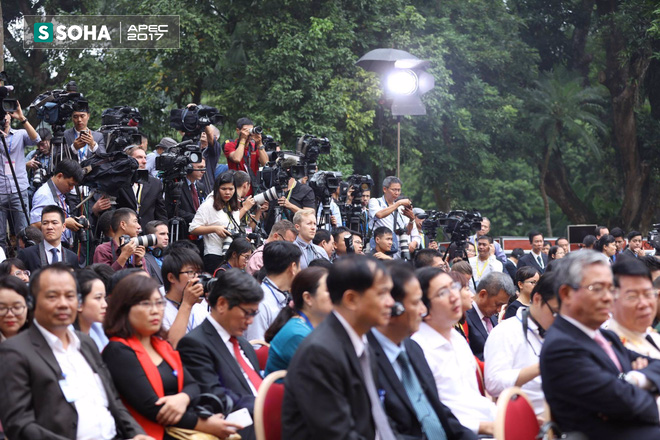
[161,248,208,348]
[555,237,570,254]
[465,272,515,360]
[264,267,332,375]
[142,220,170,284]
[332,227,354,258]
[89,262,120,293]
[189,171,242,274]
[606,257,660,358]
[214,237,252,274]
[411,267,496,436]
[245,220,297,275]
[413,248,446,269]
[293,208,329,269]
[581,234,597,250]
[17,225,43,249]
[313,229,335,260]
[369,262,477,439]
[548,245,565,262]
[308,258,333,270]
[503,266,540,320]
[177,269,264,440]
[642,255,660,281]
[595,234,617,263]
[245,241,301,341]
[93,208,147,271]
[0,275,31,341]
[469,235,503,288]
[540,250,660,439]
[0,264,149,440]
[0,258,30,283]
[75,269,109,351]
[504,248,524,281]
[352,232,365,254]
[484,271,559,415]
[282,255,396,440]
[18,205,78,271]
[450,271,473,341]
[103,274,241,440]
[371,226,394,260]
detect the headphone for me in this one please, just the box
[391,301,405,317]
[18,228,36,248]
[522,307,546,356]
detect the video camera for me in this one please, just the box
[99,106,143,153]
[155,140,203,182]
[338,174,373,237]
[649,223,660,252]
[0,72,18,120]
[31,81,87,128]
[296,134,331,177]
[170,105,224,142]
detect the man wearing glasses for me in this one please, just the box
[540,251,660,439]
[178,269,263,440]
[484,271,560,416]
[368,176,416,257]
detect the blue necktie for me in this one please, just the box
[50,248,59,263]
[397,351,447,440]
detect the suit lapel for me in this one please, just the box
[466,308,488,340]
[556,317,624,374]
[368,332,415,415]
[201,320,252,393]
[29,326,64,379]
[119,186,138,210]
[327,314,365,381]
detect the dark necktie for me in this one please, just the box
[397,351,447,440]
[359,347,396,440]
[646,334,660,351]
[536,255,543,269]
[230,336,262,390]
[50,248,59,263]
[191,183,200,210]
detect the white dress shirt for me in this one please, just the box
[44,241,63,264]
[188,197,241,256]
[484,307,545,414]
[469,255,503,289]
[245,277,289,342]
[33,320,116,440]
[162,298,209,335]
[206,315,259,396]
[411,322,496,434]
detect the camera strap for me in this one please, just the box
[225,207,245,235]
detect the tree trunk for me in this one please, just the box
[543,149,595,224]
[539,144,553,236]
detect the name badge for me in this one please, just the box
[58,377,82,403]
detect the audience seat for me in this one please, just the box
[249,339,271,371]
[254,370,287,440]
[494,386,538,440]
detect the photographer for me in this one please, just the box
[146,136,177,177]
[116,145,167,230]
[223,117,268,196]
[63,103,105,161]
[92,208,146,271]
[368,176,416,256]
[411,207,439,251]
[173,157,207,252]
[142,220,170,285]
[25,127,52,176]
[370,226,394,260]
[234,170,268,228]
[29,159,85,245]
[0,101,40,251]
[316,183,342,231]
[189,171,242,273]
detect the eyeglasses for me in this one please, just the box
[430,282,463,300]
[572,282,616,298]
[617,290,659,304]
[237,305,259,318]
[0,304,27,316]
[542,299,558,317]
[12,270,30,278]
[135,300,166,310]
[179,270,201,277]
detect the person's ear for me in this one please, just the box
[343,289,360,311]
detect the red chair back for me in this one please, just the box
[255,370,287,440]
[249,340,270,371]
[495,387,538,440]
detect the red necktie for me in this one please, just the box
[191,183,200,210]
[230,336,262,390]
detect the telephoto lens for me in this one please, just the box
[132,234,158,248]
[249,126,263,135]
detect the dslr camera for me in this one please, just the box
[99,106,143,153]
[119,234,158,249]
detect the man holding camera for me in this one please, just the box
[30,159,85,246]
[142,220,169,285]
[26,127,53,178]
[92,208,146,271]
[223,117,268,196]
[63,104,105,162]
[368,176,416,257]
[146,136,177,177]
[0,102,40,252]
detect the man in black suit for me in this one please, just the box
[540,250,660,439]
[621,230,645,259]
[283,255,397,440]
[18,205,78,271]
[517,230,549,274]
[0,264,149,440]
[116,146,167,230]
[368,262,476,440]
[465,272,515,360]
[168,158,207,245]
[61,104,106,162]
[178,269,263,440]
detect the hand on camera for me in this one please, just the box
[182,279,204,306]
[9,102,25,121]
[242,196,256,210]
[239,127,251,143]
[215,225,230,238]
[65,216,84,231]
[134,245,146,259]
[92,196,112,215]
[26,159,40,170]
[278,196,293,210]
[120,240,138,259]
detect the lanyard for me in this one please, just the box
[134,183,143,213]
[286,181,296,201]
[263,278,288,306]
[475,258,489,278]
[298,311,313,329]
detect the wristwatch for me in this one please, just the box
[258,145,265,150]
[19,118,28,124]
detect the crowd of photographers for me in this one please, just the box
[3,84,660,440]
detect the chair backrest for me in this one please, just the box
[250,339,271,371]
[495,386,538,440]
[254,370,287,440]
[475,357,486,396]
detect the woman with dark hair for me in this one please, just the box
[0,258,30,283]
[504,266,540,320]
[75,269,109,351]
[214,238,253,274]
[594,234,617,261]
[0,275,31,342]
[264,267,332,375]
[103,274,240,439]
[449,271,473,341]
[189,171,242,273]
[548,245,565,261]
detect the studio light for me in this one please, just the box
[386,69,418,95]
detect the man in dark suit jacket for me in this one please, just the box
[60,106,105,163]
[517,230,549,275]
[116,146,167,230]
[168,159,207,243]
[368,261,476,440]
[178,269,264,440]
[283,255,397,440]
[19,205,78,271]
[540,250,660,440]
[0,264,147,440]
[465,272,515,360]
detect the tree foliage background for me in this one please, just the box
[3,0,660,237]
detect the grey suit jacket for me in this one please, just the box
[0,325,143,440]
[61,128,106,162]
